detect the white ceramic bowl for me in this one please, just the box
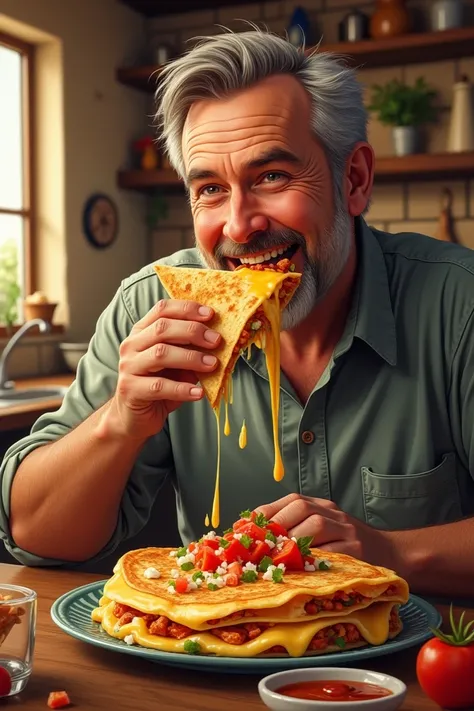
[258,667,407,711]
[59,342,89,372]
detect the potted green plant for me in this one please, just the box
[0,240,21,334]
[367,77,439,156]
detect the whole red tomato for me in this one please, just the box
[416,606,474,709]
[0,667,12,697]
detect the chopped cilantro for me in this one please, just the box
[183,640,201,655]
[223,528,233,535]
[296,536,314,557]
[180,562,194,571]
[241,570,258,583]
[265,530,277,544]
[176,547,187,557]
[272,568,284,583]
[240,534,253,549]
[207,583,218,591]
[334,637,346,649]
[239,509,252,519]
[219,538,230,549]
[254,512,269,528]
[258,556,274,573]
[167,580,176,589]
[192,571,204,582]
[342,598,355,607]
[289,263,296,272]
[318,561,330,571]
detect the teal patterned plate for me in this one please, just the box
[51,582,441,674]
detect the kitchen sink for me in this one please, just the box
[0,386,69,408]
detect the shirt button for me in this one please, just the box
[301,430,315,445]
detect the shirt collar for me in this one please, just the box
[351,216,397,366]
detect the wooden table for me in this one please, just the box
[1,563,471,710]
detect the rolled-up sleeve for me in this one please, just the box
[0,282,174,566]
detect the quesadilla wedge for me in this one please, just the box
[91,510,409,658]
[154,260,301,527]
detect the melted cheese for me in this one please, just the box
[92,600,396,658]
[204,513,210,527]
[239,420,247,449]
[210,268,293,526]
[98,571,406,631]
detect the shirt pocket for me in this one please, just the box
[361,453,462,530]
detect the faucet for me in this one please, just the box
[0,319,51,392]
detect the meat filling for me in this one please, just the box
[304,585,399,615]
[112,601,400,649]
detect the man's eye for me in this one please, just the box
[262,172,285,183]
[200,185,221,196]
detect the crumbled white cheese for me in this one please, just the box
[277,563,286,572]
[124,634,135,645]
[291,536,298,542]
[177,553,195,565]
[262,565,276,581]
[304,562,316,572]
[243,562,257,572]
[220,560,228,568]
[276,543,284,552]
[169,550,177,557]
[171,569,180,579]
[216,566,227,575]
[314,558,332,569]
[195,577,203,587]
[203,531,217,539]
[233,533,243,540]
[186,581,198,592]
[143,566,161,579]
[276,535,288,545]
[213,576,226,588]
[167,585,176,594]
[266,539,276,549]
[132,617,141,625]
[215,547,224,556]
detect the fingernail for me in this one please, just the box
[190,387,203,398]
[199,306,212,316]
[204,329,220,343]
[202,355,217,365]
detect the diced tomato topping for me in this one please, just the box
[271,539,304,571]
[223,532,235,542]
[175,577,188,594]
[225,573,240,586]
[188,542,196,552]
[223,539,251,564]
[227,561,243,577]
[198,547,221,572]
[200,538,221,551]
[266,521,289,538]
[47,691,71,709]
[233,516,253,531]
[248,540,271,564]
[236,522,267,542]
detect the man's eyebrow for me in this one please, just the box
[245,148,302,170]
[185,148,301,187]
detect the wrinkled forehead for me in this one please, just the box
[181,75,313,168]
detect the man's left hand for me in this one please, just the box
[256,493,400,571]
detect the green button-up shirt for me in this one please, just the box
[2,218,474,567]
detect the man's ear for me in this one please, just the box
[345,142,375,217]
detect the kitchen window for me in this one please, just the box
[0,32,35,332]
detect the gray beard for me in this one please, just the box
[196,203,352,331]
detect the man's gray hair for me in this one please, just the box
[154,28,368,191]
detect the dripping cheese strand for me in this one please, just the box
[211,404,222,529]
[239,419,247,449]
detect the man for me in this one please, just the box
[1,30,473,596]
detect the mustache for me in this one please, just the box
[214,228,306,259]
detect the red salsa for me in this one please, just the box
[276,680,393,701]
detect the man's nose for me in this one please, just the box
[223,193,269,244]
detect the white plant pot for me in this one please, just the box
[392,126,418,156]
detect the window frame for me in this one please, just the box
[0,31,36,324]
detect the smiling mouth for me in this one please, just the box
[227,244,299,269]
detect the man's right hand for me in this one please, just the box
[105,299,221,440]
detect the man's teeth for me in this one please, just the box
[239,247,287,265]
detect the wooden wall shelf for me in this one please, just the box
[117,26,474,92]
[374,152,474,183]
[117,153,474,192]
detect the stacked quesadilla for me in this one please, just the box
[92,511,409,658]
